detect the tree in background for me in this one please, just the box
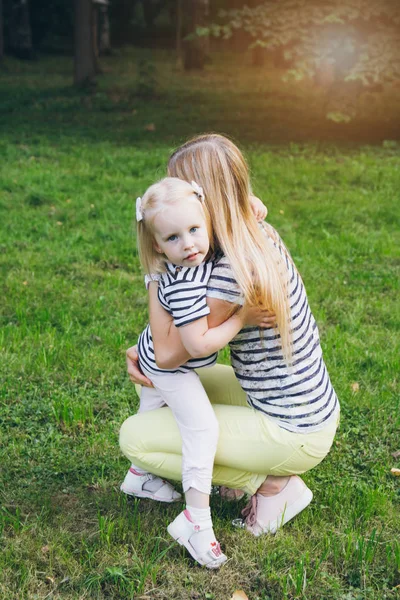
[205,0,400,120]
[176,0,183,67]
[184,0,209,70]
[0,0,3,61]
[74,0,96,85]
[7,0,33,59]
[98,0,111,54]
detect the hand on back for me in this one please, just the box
[126,345,154,387]
[239,304,276,328]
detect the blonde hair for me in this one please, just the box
[168,134,292,361]
[137,177,212,274]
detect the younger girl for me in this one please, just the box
[121,177,270,569]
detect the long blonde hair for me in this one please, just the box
[136,176,212,275]
[168,134,292,360]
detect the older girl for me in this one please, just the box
[121,134,339,563]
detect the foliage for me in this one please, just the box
[203,0,400,120]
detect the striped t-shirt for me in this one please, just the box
[206,226,339,433]
[138,260,217,375]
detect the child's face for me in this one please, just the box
[153,198,210,267]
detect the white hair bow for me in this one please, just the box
[191,181,205,202]
[136,197,143,222]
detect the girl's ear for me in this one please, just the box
[154,243,163,254]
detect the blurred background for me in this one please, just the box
[1,0,399,143]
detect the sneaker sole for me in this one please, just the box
[167,522,227,569]
[120,483,181,503]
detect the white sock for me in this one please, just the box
[185,505,218,556]
[186,505,211,524]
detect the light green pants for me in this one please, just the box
[119,364,339,495]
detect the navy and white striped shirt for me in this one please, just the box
[138,260,217,375]
[206,226,339,433]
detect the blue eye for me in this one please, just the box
[190,227,198,234]
[167,234,178,242]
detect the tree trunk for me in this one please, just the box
[74,0,96,85]
[98,3,111,54]
[9,0,33,60]
[184,0,209,70]
[0,0,3,61]
[176,0,183,68]
[92,3,101,73]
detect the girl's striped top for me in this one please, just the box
[138,260,217,376]
[206,226,339,433]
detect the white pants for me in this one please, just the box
[139,366,219,495]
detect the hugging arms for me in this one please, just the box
[120,134,339,568]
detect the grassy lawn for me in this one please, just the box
[0,49,399,599]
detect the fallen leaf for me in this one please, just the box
[41,545,50,554]
[145,123,156,131]
[56,221,63,226]
[350,382,359,393]
[279,209,284,214]
[231,592,249,600]
[391,450,400,459]
[45,576,55,585]
[66,199,71,204]
[390,468,400,477]
[22,281,28,286]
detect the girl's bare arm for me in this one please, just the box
[149,283,274,369]
[148,282,191,369]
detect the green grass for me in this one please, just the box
[0,49,399,599]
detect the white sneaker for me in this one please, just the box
[242,475,313,536]
[167,509,227,569]
[120,467,182,503]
